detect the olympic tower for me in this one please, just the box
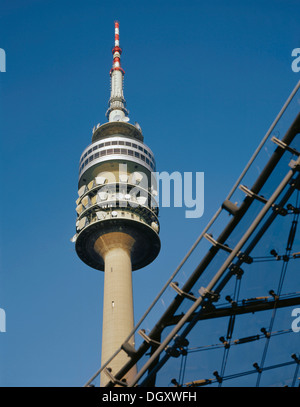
[72,22,160,386]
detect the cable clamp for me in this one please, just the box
[138,329,161,347]
[199,287,220,302]
[289,156,300,170]
[103,368,128,387]
[121,342,137,358]
[169,282,197,301]
[204,233,233,253]
[239,185,268,203]
[271,136,300,156]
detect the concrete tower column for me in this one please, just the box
[94,232,137,386]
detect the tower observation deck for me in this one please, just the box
[72,22,160,386]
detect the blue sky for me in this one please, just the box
[0,0,299,386]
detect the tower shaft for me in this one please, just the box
[95,232,137,386]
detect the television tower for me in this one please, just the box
[72,21,161,386]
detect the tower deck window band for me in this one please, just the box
[79,136,156,175]
[73,22,160,387]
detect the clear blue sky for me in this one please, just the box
[0,0,299,386]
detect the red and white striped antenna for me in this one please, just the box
[114,20,120,47]
[111,20,125,74]
[106,21,128,121]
